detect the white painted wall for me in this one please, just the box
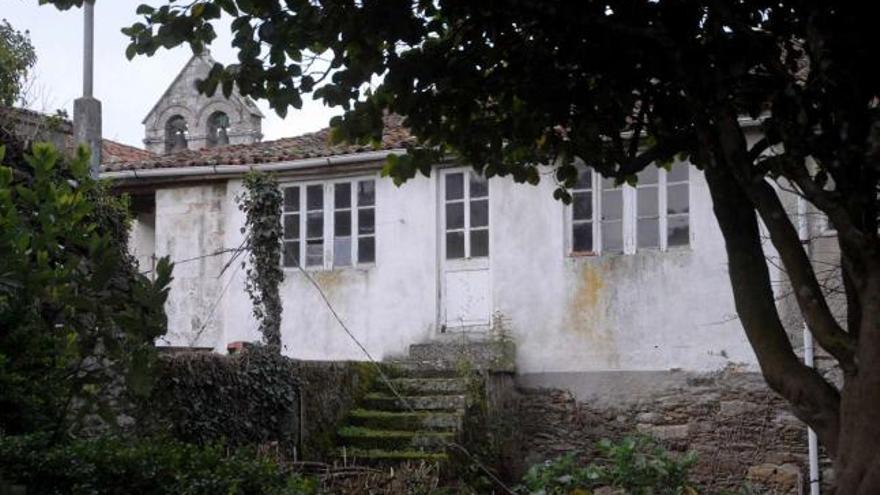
[155,183,227,349]
[130,211,156,276]
[152,162,760,373]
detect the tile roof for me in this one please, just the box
[102,114,414,172]
[101,139,156,164]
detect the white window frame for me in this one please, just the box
[440,168,490,260]
[280,175,377,270]
[567,165,691,256]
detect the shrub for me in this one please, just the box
[518,436,698,495]
[0,434,317,495]
[142,347,301,454]
[0,142,172,437]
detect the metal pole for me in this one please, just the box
[83,1,94,98]
[797,194,821,495]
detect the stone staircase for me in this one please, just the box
[336,366,468,464]
[335,338,515,465]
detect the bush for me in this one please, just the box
[518,436,698,495]
[0,142,172,437]
[142,347,301,454]
[0,434,317,495]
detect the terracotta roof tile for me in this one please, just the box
[102,114,413,172]
[101,139,156,164]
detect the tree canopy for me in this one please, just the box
[0,18,36,106]
[37,0,880,491]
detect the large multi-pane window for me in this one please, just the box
[569,163,690,254]
[444,171,489,259]
[282,178,376,268]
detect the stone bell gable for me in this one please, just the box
[142,51,263,155]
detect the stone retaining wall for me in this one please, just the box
[500,370,827,494]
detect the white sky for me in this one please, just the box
[3,0,339,148]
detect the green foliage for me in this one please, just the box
[0,142,173,437]
[0,19,36,106]
[238,171,283,352]
[144,348,301,454]
[518,437,698,495]
[0,434,317,495]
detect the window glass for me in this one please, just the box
[357,181,375,206]
[358,236,375,263]
[667,184,689,215]
[446,231,465,259]
[573,222,593,252]
[305,186,323,267]
[283,187,299,212]
[335,183,351,209]
[334,238,352,267]
[356,180,376,264]
[445,174,464,200]
[470,199,489,228]
[668,163,689,182]
[470,173,489,198]
[446,203,464,230]
[281,185,301,267]
[471,229,489,257]
[668,216,689,246]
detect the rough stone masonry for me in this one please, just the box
[502,369,824,494]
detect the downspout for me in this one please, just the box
[797,194,821,495]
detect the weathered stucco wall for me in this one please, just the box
[156,183,227,348]
[491,171,756,373]
[149,161,762,374]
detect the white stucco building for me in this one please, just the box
[105,53,783,394]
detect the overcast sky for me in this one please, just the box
[4,0,339,148]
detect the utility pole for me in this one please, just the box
[73,0,102,178]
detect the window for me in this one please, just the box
[569,163,690,255]
[165,115,188,153]
[281,178,376,268]
[444,171,489,259]
[207,111,230,148]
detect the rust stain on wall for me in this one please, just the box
[565,263,620,367]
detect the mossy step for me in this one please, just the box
[337,426,454,450]
[347,409,462,431]
[374,378,468,396]
[361,393,466,412]
[337,447,448,464]
[378,362,460,378]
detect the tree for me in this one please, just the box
[38,0,880,490]
[0,18,36,106]
[0,139,173,438]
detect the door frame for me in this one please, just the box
[436,167,492,333]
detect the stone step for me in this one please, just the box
[407,340,516,372]
[378,361,461,379]
[347,409,463,431]
[361,392,467,412]
[337,426,454,451]
[336,447,448,465]
[375,377,468,396]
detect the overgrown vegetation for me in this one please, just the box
[0,142,172,438]
[0,18,35,106]
[142,347,301,454]
[0,434,317,495]
[518,437,698,495]
[238,170,283,352]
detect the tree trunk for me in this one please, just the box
[702,143,843,457]
[834,265,880,493]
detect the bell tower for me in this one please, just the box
[142,51,263,155]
